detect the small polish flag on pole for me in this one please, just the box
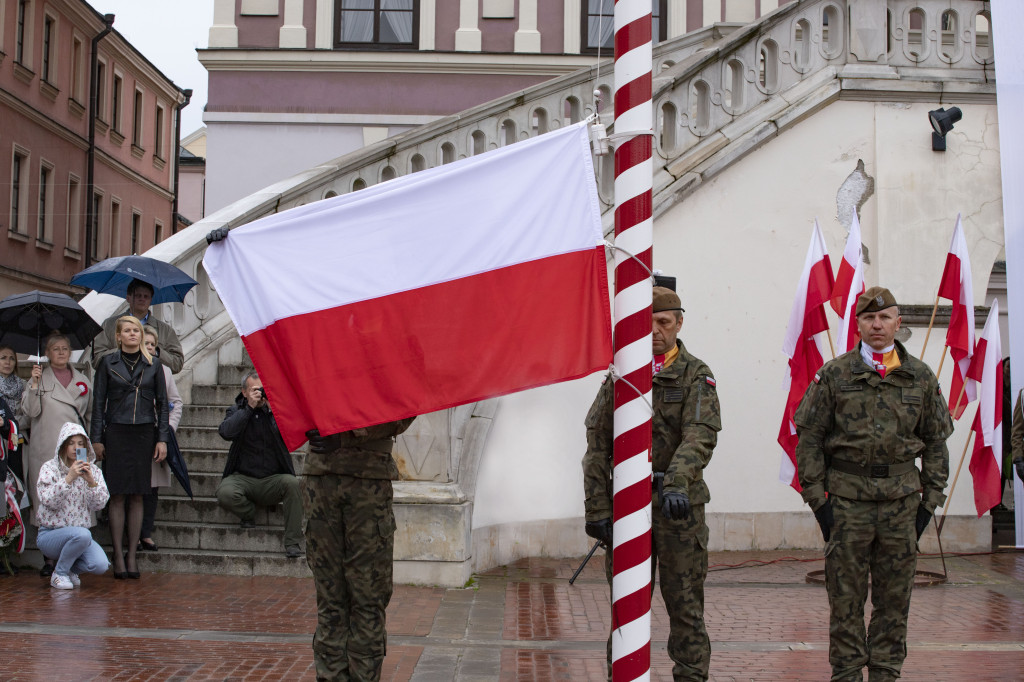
[833,211,865,353]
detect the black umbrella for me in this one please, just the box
[0,290,103,356]
[165,429,193,499]
[70,255,197,305]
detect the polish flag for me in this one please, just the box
[962,296,1003,516]
[833,212,865,353]
[778,221,835,490]
[967,300,1003,517]
[938,215,976,418]
[204,122,612,450]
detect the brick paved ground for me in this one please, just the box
[0,549,1022,680]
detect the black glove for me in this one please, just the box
[1015,458,1024,484]
[661,491,691,520]
[915,504,933,540]
[584,518,612,547]
[305,429,342,454]
[814,499,834,542]
[206,227,230,244]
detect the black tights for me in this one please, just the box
[109,494,142,572]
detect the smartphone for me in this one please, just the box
[75,447,88,462]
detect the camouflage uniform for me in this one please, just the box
[303,417,414,682]
[583,340,721,681]
[794,341,952,682]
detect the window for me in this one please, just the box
[154,104,165,159]
[96,61,107,121]
[71,36,85,103]
[154,219,163,245]
[10,149,30,234]
[583,0,666,53]
[132,88,144,148]
[15,0,29,65]
[91,191,102,260]
[112,73,123,132]
[42,14,55,83]
[37,163,53,242]
[109,199,121,256]
[335,0,417,49]
[131,212,140,254]
[66,175,81,252]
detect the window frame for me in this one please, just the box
[65,173,82,255]
[15,0,31,67]
[10,147,30,236]
[41,12,56,84]
[154,102,166,160]
[70,33,85,104]
[37,159,54,244]
[111,71,124,133]
[581,0,666,54]
[333,0,419,51]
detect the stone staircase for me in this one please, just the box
[128,366,313,578]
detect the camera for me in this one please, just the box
[75,447,88,462]
[258,387,267,399]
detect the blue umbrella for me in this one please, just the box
[164,429,193,499]
[70,255,197,305]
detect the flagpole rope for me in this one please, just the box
[607,366,654,413]
[603,241,655,280]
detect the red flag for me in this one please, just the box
[779,221,835,490]
[204,123,612,450]
[834,212,865,353]
[967,300,1003,517]
[938,215,976,418]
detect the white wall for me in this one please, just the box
[472,99,1003,532]
[204,122,409,213]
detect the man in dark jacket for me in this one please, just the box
[216,371,303,558]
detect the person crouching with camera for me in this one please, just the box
[216,371,303,558]
[35,422,111,589]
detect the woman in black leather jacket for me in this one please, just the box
[91,315,169,578]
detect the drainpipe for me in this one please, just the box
[171,88,192,234]
[85,12,115,268]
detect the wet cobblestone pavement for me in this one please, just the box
[1,550,1022,680]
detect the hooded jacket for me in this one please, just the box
[35,422,109,529]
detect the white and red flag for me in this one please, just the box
[832,211,865,353]
[778,220,835,490]
[967,300,1003,517]
[938,215,976,418]
[204,122,612,450]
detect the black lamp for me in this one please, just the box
[928,106,962,151]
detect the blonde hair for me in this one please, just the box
[115,316,152,362]
[44,332,71,352]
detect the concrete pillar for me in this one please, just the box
[209,0,238,48]
[420,0,436,51]
[315,0,332,48]
[514,0,541,53]
[279,0,306,48]
[702,0,719,27]
[563,0,581,54]
[455,0,482,51]
[668,0,686,39]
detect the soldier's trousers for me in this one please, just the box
[604,503,710,681]
[303,474,396,682]
[825,493,920,682]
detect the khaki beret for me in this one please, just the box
[856,286,898,315]
[653,286,685,314]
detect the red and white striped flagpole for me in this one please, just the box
[612,0,653,679]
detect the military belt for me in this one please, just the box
[830,458,917,479]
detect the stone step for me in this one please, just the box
[190,384,243,407]
[176,425,228,450]
[181,404,229,428]
[217,365,255,387]
[93,519,294,554]
[155,496,290,526]
[178,448,306,477]
[134,548,311,578]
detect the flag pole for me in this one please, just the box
[611,0,653,679]
[937,404,979,534]
[919,294,942,360]
[825,328,837,360]
[935,346,948,380]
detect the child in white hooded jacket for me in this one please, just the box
[35,421,110,589]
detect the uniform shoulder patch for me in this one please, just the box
[704,376,716,387]
[813,373,821,384]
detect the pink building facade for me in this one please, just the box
[1,0,188,298]
[201,0,793,213]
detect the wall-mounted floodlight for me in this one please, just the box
[929,107,962,151]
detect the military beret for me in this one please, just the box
[653,286,685,313]
[856,286,898,315]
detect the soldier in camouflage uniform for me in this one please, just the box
[794,286,953,682]
[582,286,722,681]
[304,419,415,682]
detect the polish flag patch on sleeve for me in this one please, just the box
[813,373,821,384]
[705,376,716,387]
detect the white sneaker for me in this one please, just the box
[50,573,74,590]
[69,572,81,587]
